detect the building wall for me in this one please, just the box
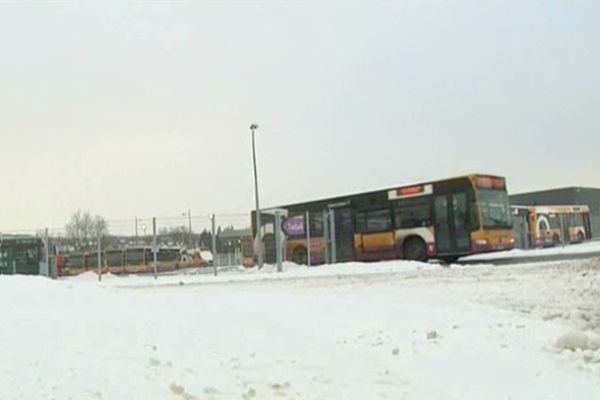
[510,187,600,238]
[575,189,600,238]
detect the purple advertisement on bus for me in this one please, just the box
[282,216,305,236]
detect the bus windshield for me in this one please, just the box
[478,189,513,229]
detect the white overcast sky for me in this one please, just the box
[0,1,598,232]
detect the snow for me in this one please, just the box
[200,250,213,262]
[556,332,600,352]
[1,258,600,399]
[462,239,600,261]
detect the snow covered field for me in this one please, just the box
[1,258,600,399]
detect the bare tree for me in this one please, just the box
[65,210,109,252]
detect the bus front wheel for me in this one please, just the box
[403,238,427,262]
[292,247,308,265]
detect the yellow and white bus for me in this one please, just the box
[512,205,591,248]
[245,174,516,265]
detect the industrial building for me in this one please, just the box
[510,187,600,238]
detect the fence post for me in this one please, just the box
[323,210,330,264]
[560,215,566,247]
[329,209,336,264]
[44,228,51,278]
[275,211,283,272]
[211,214,217,276]
[12,260,16,275]
[153,217,158,279]
[97,230,102,282]
[306,211,311,267]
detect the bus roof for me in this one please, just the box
[512,205,590,214]
[262,173,506,213]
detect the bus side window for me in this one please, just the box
[356,209,392,233]
[310,214,324,236]
[469,201,479,231]
[394,199,431,229]
[355,212,366,232]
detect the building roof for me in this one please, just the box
[0,234,40,241]
[511,186,600,197]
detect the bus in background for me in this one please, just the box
[240,234,255,268]
[249,174,516,265]
[512,205,591,249]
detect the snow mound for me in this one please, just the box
[200,250,213,262]
[68,271,99,280]
[0,275,59,294]
[556,331,600,351]
[66,271,120,281]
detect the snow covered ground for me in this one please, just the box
[462,239,600,261]
[1,258,600,399]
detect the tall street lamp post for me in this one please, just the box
[250,123,263,269]
[182,209,192,248]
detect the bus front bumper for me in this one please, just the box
[471,237,516,253]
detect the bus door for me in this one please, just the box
[561,214,571,244]
[433,191,471,255]
[333,207,355,262]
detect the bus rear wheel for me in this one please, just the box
[292,247,308,265]
[403,238,427,262]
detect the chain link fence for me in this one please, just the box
[0,212,252,279]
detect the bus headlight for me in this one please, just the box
[509,238,516,244]
[475,239,489,246]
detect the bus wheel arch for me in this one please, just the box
[402,235,428,262]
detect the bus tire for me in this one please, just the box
[292,246,308,265]
[403,237,427,262]
[577,231,585,243]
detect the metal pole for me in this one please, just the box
[97,229,101,282]
[211,214,217,276]
[153,217,158,279]
[135,217,138,238]
[323,210,330,264]
[44,228,50,278]
[306,211,311,267]
[560,215,566,247]
[251,124,263,269]
[12,260,16,275]
[188,209,193,249]
[275,211,283,272]
[329,209,337,264]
